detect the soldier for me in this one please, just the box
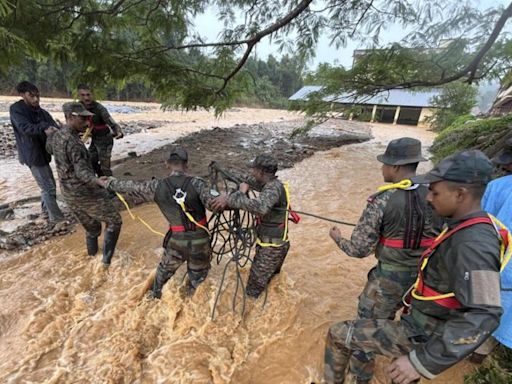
[324,150,503,384]
[97,146,215,298]
[211,154,293,298]
[77,84,124,176]
[46,102,122,267]
[327,137,441,383]
[9,81,65,224]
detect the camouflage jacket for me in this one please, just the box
[335,186,441,267]
[84,101,121,135]
[226,177,283,216]
[335,189,393,258]
[46,125,105,200]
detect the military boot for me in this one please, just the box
[86,235,99,256]
[147,264,173,299]
[102,227,120,266]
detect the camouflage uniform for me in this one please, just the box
[46,120,122,265]
[325,150,503,384]
[83,101,122,177]
[104,169,215,298]
[227,176,290,298]
[333,138,441,383]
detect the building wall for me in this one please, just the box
[418,107,436,128]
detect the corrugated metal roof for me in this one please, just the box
[289,86,441,108]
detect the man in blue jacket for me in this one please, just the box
[9,81,64,223]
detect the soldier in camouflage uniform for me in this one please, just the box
[78,84,124,177]
[211,154,291,298]
[97,146,216,298]
[46,102,122,267]
[324,150,503,384]
[328,138,441,383]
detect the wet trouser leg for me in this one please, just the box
[324,319,416,384]
[90,135,114,177]
[186,237,212,291]
[151,250,185,299]
[349,266,417,383]
[69,195,122,261]
[29,164,64,222]
[246,242,290,298]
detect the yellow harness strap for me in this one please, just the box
[377,179,413,192]
[176,200,211,236]
[256,182,291,248]
[411,214,512,303]
[115,192,165,237]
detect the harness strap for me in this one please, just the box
[379,237,435,248]
[169,217,208,232]
[410,216,507,308]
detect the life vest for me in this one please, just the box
[410,214,511,309]
[374,179,440,267]
[154,175,209,237]
[256,181,300,247]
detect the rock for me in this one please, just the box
[123,172,133,176]
[0,207,14,220]
[128,151,138,158]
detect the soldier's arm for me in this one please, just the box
[226,183,280,215]
[334,192,390,258]
[191,177,216,211]
[69,143,98,185]
[97,103,122,134]
[408,236,502,379]
[105,178,159,202]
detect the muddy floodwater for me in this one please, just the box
[0,99,475,383]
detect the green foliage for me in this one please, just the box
[427,82,478,132]
[430,115,512,163]
[465,345,512,384]
[1,0,511,113]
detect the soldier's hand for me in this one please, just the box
[329,226,342,243]
[387,355,421,384]
[239,182,250,194]
[44,126,58,136]
[95,176,110,188]
[211,193,229,211]
[114,130,124,139]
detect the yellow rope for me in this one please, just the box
[377,179,413,192]
[115,192,165,237]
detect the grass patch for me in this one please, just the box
[465,345,512,383]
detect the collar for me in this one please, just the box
[445,210,489,229]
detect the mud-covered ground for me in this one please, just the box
[0,119,371,250]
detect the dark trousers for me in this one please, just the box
[29,164,64,222]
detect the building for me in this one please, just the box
[490,84,512,115]
[289,86,441,128]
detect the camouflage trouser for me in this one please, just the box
[246,242,290,298]
[89,134,114,177]
[153,236,211,297]
[324,319,420,384]
[67,194,122,236]
[350,264,418,382]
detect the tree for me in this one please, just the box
[427,82,478,132]
[1,0,512,113]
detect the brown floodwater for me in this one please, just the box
[0,124,474,383]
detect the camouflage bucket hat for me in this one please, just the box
[248,154,278,173]
[62,102,94,117]
[412,150,493,185]
[168,146,188,161]
[377,137,427,165]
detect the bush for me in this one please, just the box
[465,345,512,384]
[430,115,512,163]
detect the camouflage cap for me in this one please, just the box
[168,146,188,162]
[248,154,278,173]
[62,102,94,117]
[377,137,427,165]
[492,138,512,165]
[412,150,493,185]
